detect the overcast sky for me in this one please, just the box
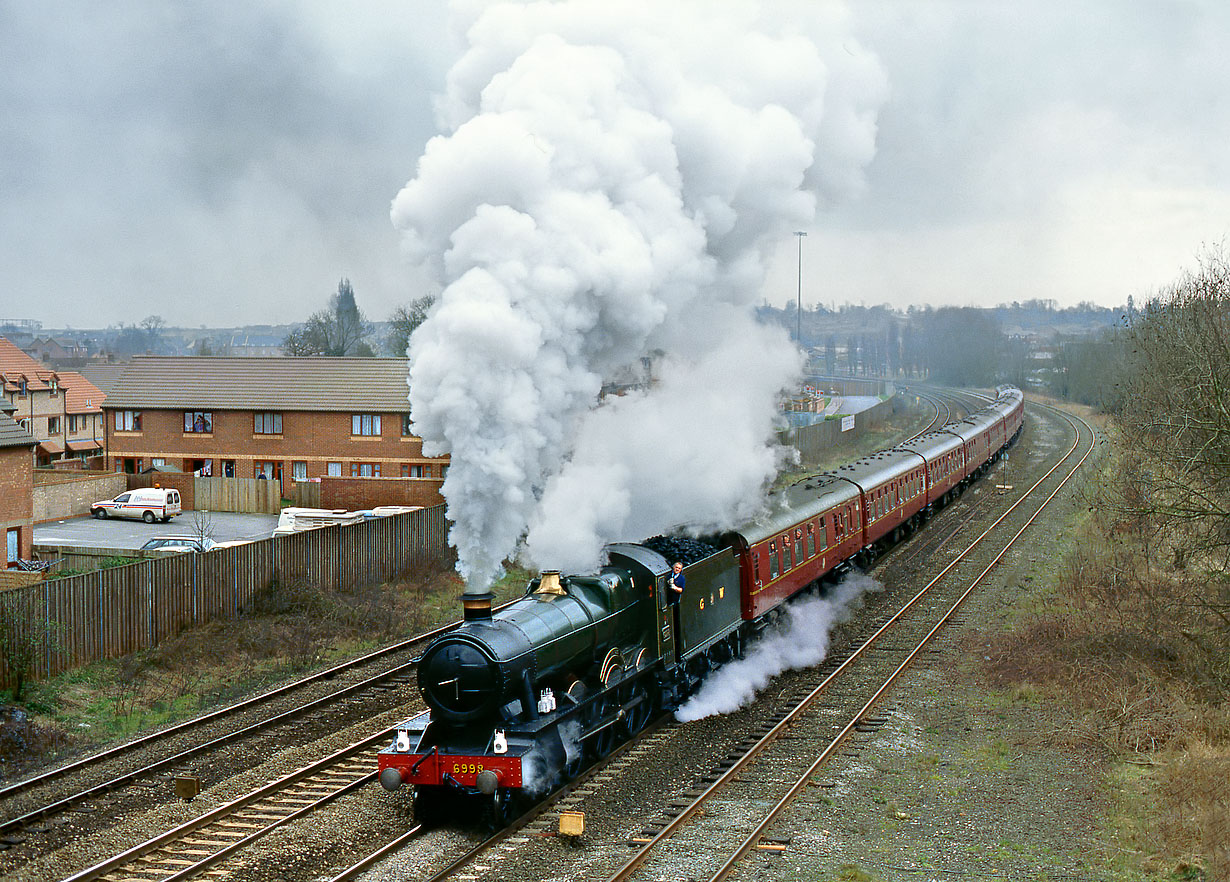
[2,0,1227,329]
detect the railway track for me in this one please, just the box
[332,398,1092,882]
[0,604,517,872]
[599,405,1094,882]
[61,732,392,882]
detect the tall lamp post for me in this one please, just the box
[794,230,807,346]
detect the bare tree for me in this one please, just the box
[283,279,373,357]
[1111,247,1230,566]
[0,592,58,701]
[385,295,436,356]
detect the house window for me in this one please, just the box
[184,411,213,433]
[327,462,342,477]
[410,464,425,478]
[48,378,58,397]
[18,418,31,433]
[255,461,277,479]
[292,461,307,480]
[351,462,381,477]
[254,412,282,434]
[352,414,381,436]
[152,457,166,467]
[115,410,141,431]
[48,416,60,434]
[68,414,79,433]
[401,414,414,436]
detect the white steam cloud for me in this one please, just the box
[675,571,883,722]
[393,1,887,588]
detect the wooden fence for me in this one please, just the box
[0,505,450,685]
[193,476,282,514]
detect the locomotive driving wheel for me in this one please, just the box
[619,679,655,736]
[587,691,620,759]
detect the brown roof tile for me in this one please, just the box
[0,337,53,392]
[58,371,106,414]
[103,356,412,413]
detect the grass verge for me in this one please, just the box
[0,561,533,782]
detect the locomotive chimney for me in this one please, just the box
[462,591,494,621]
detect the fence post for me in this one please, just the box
[42,580,50,679]
[147,563,154,649]
[97,569,103,665]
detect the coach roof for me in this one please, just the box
[103,356,412,413]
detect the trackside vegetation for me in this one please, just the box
[992,247,1230,879]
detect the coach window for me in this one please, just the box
[794,529,804,562]
[781,535,792,570]
[769,542,779,578]
[806,524,816,557]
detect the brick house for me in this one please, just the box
[0,337,106,466]
[101,356,447,499]
[0,400,37,566]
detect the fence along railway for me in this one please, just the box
[0,506,449,684]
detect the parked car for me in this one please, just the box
[140,536,216,553]
[91,488,182,523]
[140,536,249,554]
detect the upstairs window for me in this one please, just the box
[48,416,60,434]
[184,411,213,433]
[254,412,283,434]
[352,414,381,436]
[115,410,141,431]
[401,414,414,436]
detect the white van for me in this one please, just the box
[91,488,182,523]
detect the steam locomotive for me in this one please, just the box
[377,386,1025,823]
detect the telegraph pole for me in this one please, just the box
[794,230,807,345]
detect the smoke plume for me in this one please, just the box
[675,571,883,722]
[393,1,886,588]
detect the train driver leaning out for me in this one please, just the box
[669,561,685,603]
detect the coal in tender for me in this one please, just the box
[643,535,719,566]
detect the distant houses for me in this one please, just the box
[101,355,447,506]
[0,337,106,467]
